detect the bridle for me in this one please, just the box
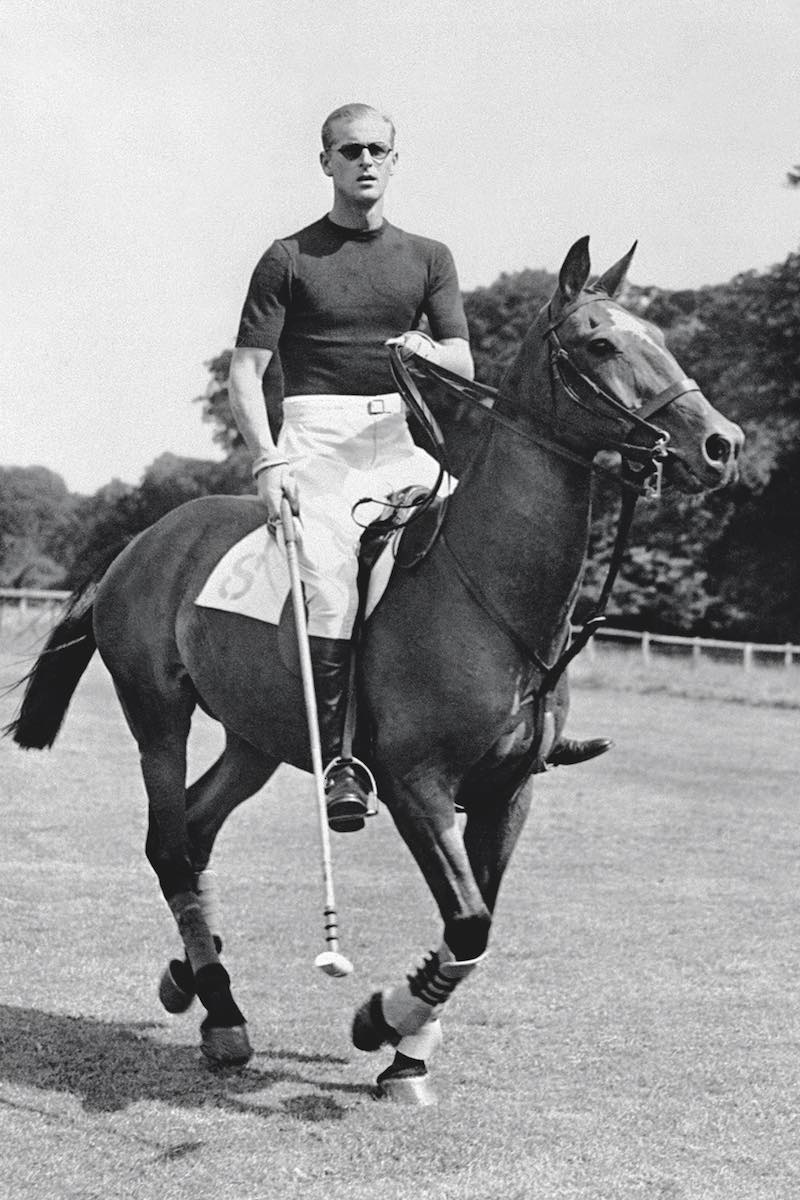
[381,294,703,689]
[543,294,701,500]
[388,295,701,506]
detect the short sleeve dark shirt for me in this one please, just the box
[235,216,469,397]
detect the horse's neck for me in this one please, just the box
[445,415,593,662]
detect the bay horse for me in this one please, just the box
[8,238,743,1103]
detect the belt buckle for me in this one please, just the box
[368,397,387,415]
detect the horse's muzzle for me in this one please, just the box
[701,419,744,488]
[664,392,744,491]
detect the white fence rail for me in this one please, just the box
[579,624,799,671]
[0,587,70,609]
[0,587,71,634]
[0,590,797,671]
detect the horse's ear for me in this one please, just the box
[591,241,638,297]
[558,236,592,301]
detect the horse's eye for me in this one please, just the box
[588,338,614,357]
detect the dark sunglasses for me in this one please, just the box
[333,142,393,163]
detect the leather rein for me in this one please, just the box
[386,297,701,690]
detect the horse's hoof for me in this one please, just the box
[158,959,196,1014]
[352,991,399,1052]
[375,1071,437,1106]
[200,1023,252,1067]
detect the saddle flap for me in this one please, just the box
[394,499,446,569]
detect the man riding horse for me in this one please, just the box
[227,103,610,833]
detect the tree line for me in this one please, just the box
[2,246,798,641]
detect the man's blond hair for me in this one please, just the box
[321,104,396,151]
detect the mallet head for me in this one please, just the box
[315,950,354,978]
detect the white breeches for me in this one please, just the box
[277,394,443,640]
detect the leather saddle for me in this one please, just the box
[276,484,443,680]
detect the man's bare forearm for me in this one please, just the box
[437,337,474,380]
[227,347,277,459]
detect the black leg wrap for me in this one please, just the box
[352,991,400,1052]
[159,936,220,1013]
[195,962,245,1029]
[374,1050,437,1105]
[159,957,197,1014]
[443,913,490,963]
[377,1052,428,1083]
[170,957,196,996]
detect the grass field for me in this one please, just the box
[572,641,800,711]
[1,625,799,1200]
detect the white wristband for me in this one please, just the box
[252,455,289,480]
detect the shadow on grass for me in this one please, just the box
[0,1004,371,1121]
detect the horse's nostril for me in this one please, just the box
[705,434,731,465]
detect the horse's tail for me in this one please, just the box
[6,581,99,749]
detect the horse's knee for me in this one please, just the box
[444,911,491,962]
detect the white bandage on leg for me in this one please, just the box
[397,1018,443,1063]
[168,893,218,973]
[382,942,486,1037]
[196,869,221,941]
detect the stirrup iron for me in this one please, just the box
[323,756,379,833]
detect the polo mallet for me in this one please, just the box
[279,497,354,978]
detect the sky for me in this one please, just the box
[3,0,798,495]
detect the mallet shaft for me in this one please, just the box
[280,499,343,956]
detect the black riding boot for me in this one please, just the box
[546,737,613,767]
[312,639,373,833]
